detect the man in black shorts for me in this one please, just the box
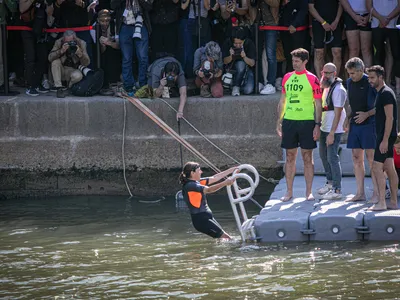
[367,65,398,211]
[276,48,323,202]
[308,0,343,76]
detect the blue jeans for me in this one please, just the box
[265,30,277,85]
[234,60,254,95]
[179,18,195,77]
[319,131,343,190]
[119,23,149,91]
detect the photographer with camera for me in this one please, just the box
[222,27,255,96]
[48,30,90,98]
[148,57,187,120]
[193,41,223,98]
[19,0,55,96]
[53,0,93,67]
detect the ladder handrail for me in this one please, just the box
[226,164,260,241]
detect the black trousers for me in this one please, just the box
[280,29,310,73]
[101,47,122,87]
[150,21,179,62]
[8,30,25,79]
[21,30,49,88]
[372,27,400,78]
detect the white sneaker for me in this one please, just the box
[260,83,276,95]
[9,72,16,81]
[258,82,264,93]
[323,190,342,200]
[317,183,332,195]
[275,77,282,91]
[232,86,240,96]
[42,79,51,90]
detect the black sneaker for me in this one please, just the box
[50,86,66,92]
[99,88,114,96]
[36,85,49,93]
[56,88,69,98]
[26,88,39,96]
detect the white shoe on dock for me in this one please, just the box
[317,183,332,195]
[323,190,342,200]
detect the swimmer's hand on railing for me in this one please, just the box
[204,176,237,194]
[225,177,236,186]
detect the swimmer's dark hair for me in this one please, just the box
[179,162,200,184]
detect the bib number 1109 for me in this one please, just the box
[286,84,303,92]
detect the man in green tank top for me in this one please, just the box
[276,48,323,202]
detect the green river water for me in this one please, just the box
[1,195,400,299]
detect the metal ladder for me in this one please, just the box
[226,164,260,242]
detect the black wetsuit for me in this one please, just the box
[182,178,224,238]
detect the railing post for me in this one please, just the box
[0,24,19,96]
[254,22,259,95]
[95,22,101,69]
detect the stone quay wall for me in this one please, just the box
[0,93,283,198]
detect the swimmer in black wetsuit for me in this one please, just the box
[179,162,239,239]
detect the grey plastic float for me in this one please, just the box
[177,144,400,242]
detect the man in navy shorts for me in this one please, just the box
[344,57,378,203]
[366,65,398,211]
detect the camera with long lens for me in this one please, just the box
[67,41,78,56]
[202,69,212,78]
[166,74,175,87]
[201,60,213,79]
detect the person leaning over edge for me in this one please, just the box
[366,65,398,211]
[343,57,379,203]
[317,63,347,200]
[276,48,323,202]
[180,162,238,240]
[147,57,187,120]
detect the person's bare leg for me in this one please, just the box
[384,39,393,84]
[384,158,398,209]
[346,30,361,61]
[331,47,342,76]
[360,30,373,67]
[314,48,325,78]
[346,149,366,202]
[366,149,379,203]
[368,161,387,211]
[282,148,298,201]
[302,148,315,200]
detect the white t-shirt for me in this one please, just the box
[371,0,399,29]
[348,0,368,15]
[321,83,347,134]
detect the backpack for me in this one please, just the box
[323,79,342,111]
[70,69,104,97]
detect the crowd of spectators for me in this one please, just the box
[0,0,399,105]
